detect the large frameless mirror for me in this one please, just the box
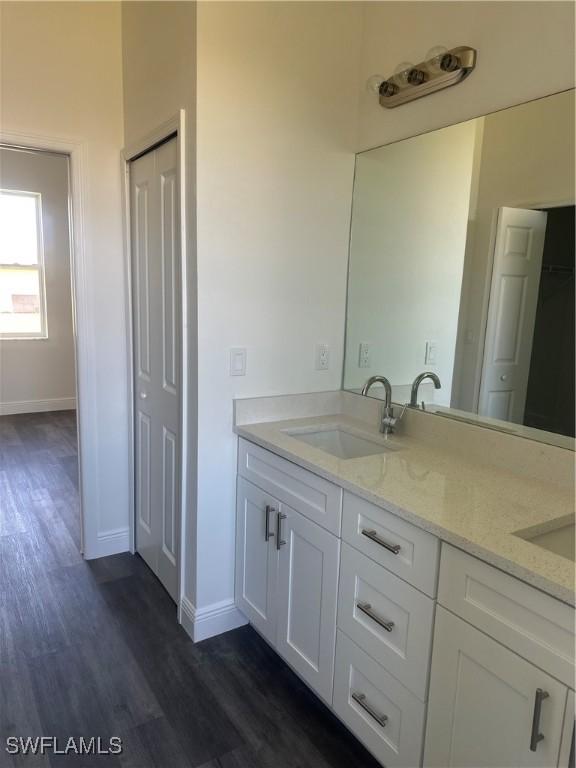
[343,90,575,449]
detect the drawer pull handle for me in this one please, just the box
[276,512,287,550]
[530,688,549,751]
[361,528,401,555]
[357,601,394,632]
[264,505,275,541]
[352,691,388,728]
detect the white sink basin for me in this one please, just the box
[283,425,399,460]
[515,517,575,562]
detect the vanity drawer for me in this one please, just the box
[338,543,434,701]
[237,438,342,535]
[333,630,426,768]
[439,544,575,685]
[342,492,439,596]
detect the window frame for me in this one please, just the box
[0,188,48,340]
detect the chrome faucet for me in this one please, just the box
[410,371,441,408]
[361,375,397,435]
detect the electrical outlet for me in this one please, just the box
[358,342,372,369]
[315,343,330,371]
[230,347,247,376]
[425,340,438,366]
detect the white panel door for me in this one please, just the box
[131,138,180,601]
[276,504,340,704]
[479,207,547,423]
[425,606,567,768]
[235,478,279,645]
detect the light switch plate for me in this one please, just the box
[230,347,247,376]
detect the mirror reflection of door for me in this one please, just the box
[480,205,575,437]
[479,207,547,423]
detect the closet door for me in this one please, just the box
[131,138,181,601]
[276,505,340,703]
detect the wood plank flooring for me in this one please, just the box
[0,411,380,768]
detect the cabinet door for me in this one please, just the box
[235,478,278,644]
[276,504,340,703]
[425,607,567,768]
[559,690,574,768]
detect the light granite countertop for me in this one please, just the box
[235,413,575,606]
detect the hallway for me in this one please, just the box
[0,412,379,768]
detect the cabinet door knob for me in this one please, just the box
[351,691,388,728]
[139,391,148,400]
[361,528,401,555]
[529,688,549,751]
[264,505,275,542]
[357,601,395,632]
[276,512,287,550]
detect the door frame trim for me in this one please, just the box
[0,130,94,557]
[121,111,188,609]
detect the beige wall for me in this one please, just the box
[195,1,362,611]
[121,0,198,602]
[0,2,128,551]
[0,148,76,410]
[357,1,575,151]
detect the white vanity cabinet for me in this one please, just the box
[236,437,440,767]
[425,606,568,768]
[235,437,575,768]
[425,545,575,768]
[236,441,341,703]
[275,503,340,702]
[235,478,279,645]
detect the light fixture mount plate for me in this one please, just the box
[379,46,477,109]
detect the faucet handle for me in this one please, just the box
[397,403,408,420]
[381,402,408,435]
[381,405,397,434]
[382,414,397,432]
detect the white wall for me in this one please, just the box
[0,2,129,556]
[121,0,198,604]
[357,1,575,152]
[0,148,76,412]
[195,1,362,614]
[343,120,478,404]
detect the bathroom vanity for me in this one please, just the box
[233,394,575,768]
[232,87,575,768]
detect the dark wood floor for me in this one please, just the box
[0,411,380,768]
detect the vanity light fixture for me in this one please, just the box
[374,46,477,109]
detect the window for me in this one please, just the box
[0,190,47,339]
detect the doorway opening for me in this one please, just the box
[0,145,82,555]
[524,205,575,437]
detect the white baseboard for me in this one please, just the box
[179,596,248,643]
[84,526,130,559]
[0,397,76,415]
